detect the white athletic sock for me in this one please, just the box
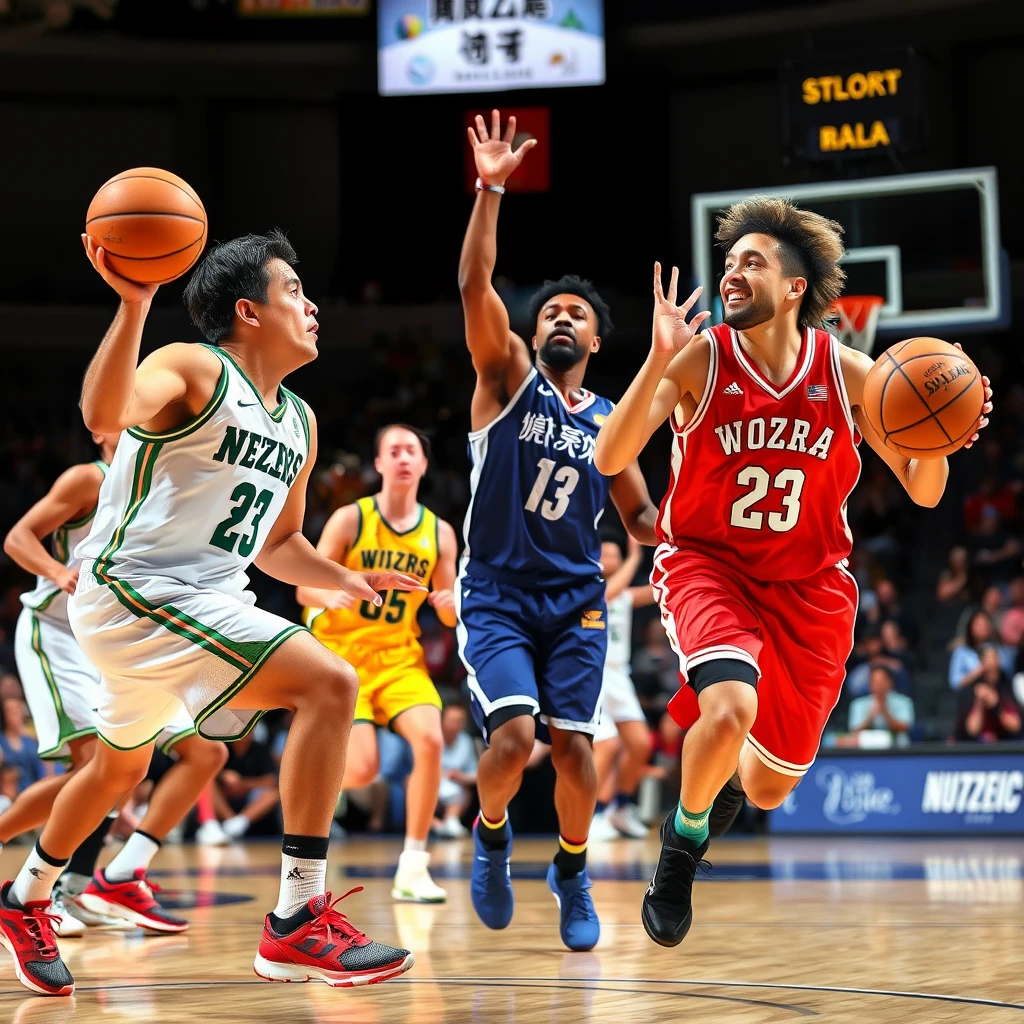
[222,814,251,840]
[104,830,161,882]
[403,837,427,853]
[274,854,327,919]
[11,843,68,907]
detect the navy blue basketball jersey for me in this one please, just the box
[462,367,615,587]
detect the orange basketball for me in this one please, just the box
[862,337,983,458]
[85,167,207,285]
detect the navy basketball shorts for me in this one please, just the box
[454,573,608,744]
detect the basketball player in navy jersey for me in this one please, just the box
[457,110,661,951]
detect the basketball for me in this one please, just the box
[862,337,983,458]
[85,168,207,285]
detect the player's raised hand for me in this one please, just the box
[82,234,159,305]
[340,570,427,606]
[467,109,537,188]
[652,263,711,358]
[953,344,994,450]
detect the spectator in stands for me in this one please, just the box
[0,764,19,816]
[847,665,915,746]
[963,473,1020,535]
[0,696,44,794]
[1000,577,1024,646]
[936,546,971,605]
[954,644,1022,742]
[968,507,1021,585]
[213,732,281,841]
[850,461,904,555]
[0,674,23,702]
[846,627,911,697]
[433,704,477,838]
[949,610,1015,690]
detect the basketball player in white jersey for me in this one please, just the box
[3,436,228,935]
[0,230,423,997]
[590,535,654,840]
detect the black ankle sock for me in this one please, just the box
[554,837,587,879]
[268,903,315,935]
[67,816,116,878]
[477,814,509,849]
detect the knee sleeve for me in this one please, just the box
[689,657,758,695]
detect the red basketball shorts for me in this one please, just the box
[651,544,858,777]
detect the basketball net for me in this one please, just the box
[830,295,884,355]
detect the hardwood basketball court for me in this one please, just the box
[1,835,1021,1022]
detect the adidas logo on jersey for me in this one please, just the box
[723,382,743,395]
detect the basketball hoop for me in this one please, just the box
[830,295,884,355]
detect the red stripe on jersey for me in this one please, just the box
[656,324,861,582]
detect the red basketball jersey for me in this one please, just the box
[657,323,861,582]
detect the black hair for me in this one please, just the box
[526,274,613,338]
[599,529,627,559]
[183,228,298,344]
[868,661,895,684]
[374,423,432,461]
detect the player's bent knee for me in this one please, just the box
[744,781,795,810]
[343,761,379,790]
[410,727,443,762]
[488,715,535,769]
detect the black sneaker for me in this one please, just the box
[709,778,746,838]
[641,815,709,948]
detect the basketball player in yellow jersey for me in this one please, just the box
[298,424,458,903]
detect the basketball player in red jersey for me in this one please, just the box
[595,197,993,947]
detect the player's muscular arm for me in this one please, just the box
[426,519,459,629]
[595,263,710,476]
[258,411,426,604]
[841,345,992,508]
[459,110,536,427]
[3,464,103,594]
[609,461,661,547]
[294,504,361,611]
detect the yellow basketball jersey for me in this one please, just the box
[305,496,438,651]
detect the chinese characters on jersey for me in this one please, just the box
[519,413,597,464]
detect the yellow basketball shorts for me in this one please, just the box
[319,638,441,728]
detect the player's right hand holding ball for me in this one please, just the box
[81,234,159,305]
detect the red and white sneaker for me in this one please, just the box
[254,887,414,988]
[75,869,188,934]
[0,881,75,996]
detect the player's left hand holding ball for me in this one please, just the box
[651,263,711,358]
[81,234,159,305]
[954,343,994,449]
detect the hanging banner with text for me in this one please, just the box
[378,1,605,97]
[781,46,923,161]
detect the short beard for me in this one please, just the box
[723,294,776,331]
[539,336,586,370]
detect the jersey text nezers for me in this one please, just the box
[212,426,304,484]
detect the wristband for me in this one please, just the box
[475,178,506,195]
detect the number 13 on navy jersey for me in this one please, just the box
[462,368,615,586]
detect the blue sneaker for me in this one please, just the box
[471,818,514,930]
[546,863,600,951]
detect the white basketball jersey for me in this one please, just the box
[77,346,309,595]
[21,460,109,626]
[605,590,633,672]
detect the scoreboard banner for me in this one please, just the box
[770,750,1024,834]
[782,46,923,161]
[378,1,605,97]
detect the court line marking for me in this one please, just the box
[2,976,1021,1012]
[0,979,816,1014]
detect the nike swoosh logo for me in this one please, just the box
[238,400,260,407]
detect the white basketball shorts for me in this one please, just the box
[593,667,646,743]
[69,565,303,751]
